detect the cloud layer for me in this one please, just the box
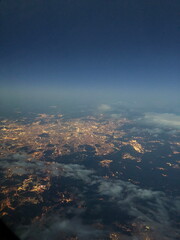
[98,104,111,111]
[1,152,179,240]
[0,154,94,181]
[142,113,180,129]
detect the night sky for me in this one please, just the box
[0,0,180,98]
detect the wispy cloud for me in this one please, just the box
[18,212,103,240]
[98,104,111,111]
[1,153,179,239]
[142,113,180,129]
[97,178,180,239]
[0,154,94,182]
[61,164,94,182]
[18,176,180,240]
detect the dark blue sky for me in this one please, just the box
[0,0,180,91]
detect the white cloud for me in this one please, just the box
[19,215,102,240]
[1,154,179,240]
[97,178,180,239]
[0,154,93,181]
[143,113,180,129]
[18,177,180,240]
[61,164,94,182]
[98,104,111,111]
